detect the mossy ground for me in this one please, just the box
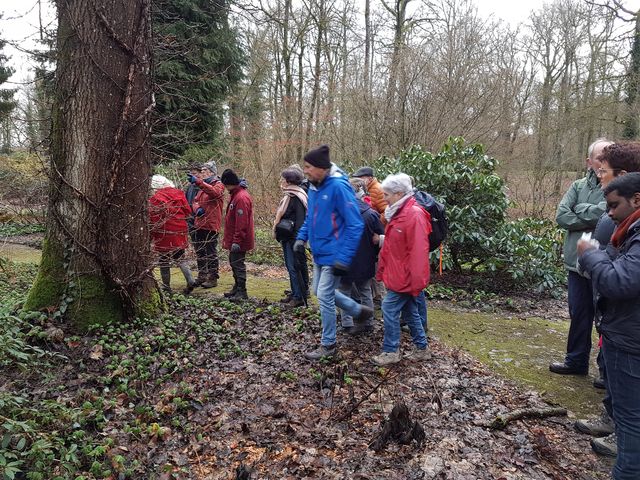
[429,309,603,418]
[4,246,601,417]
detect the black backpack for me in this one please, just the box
[413,190,448,252]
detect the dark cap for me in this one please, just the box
[352,166,374,178]
[304,145,331,169]
[220,168,240,186]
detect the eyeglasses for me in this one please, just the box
[597,167,620,176]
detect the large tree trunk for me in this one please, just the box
[24,0,162,329]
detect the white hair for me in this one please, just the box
[588,138,613,160]
[151,174,175,190]
[381,173,413,195]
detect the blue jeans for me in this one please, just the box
[282,240,304,300]
[565,271,594,369]
[382,290,427,353]
[312,264,364,346]
[401,290,427,330]
[338,278,373,327]
[603,338,640,479]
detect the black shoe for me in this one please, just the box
[549,362,588,375]
[348,324,374,336]
[223,287,238,298]
[354,305,374,324]
[231,290,248,300]
[182,282,196,295]
[593,377,606,389]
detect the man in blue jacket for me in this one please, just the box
[294,145,372,360]
[578,172,640,480]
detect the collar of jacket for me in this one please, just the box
[309,163,346,191]
[586,168,600,188]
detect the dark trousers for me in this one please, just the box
[603,338,640,479]
[565,271,594,369]
[229,251,247,291]
[281,239,309,300]
[192,229,219,279]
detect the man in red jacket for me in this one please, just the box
[373,173,431,366]
[221,169,255,300]
[187,161,225,288]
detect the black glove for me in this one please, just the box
[333,261,350,277]
[293,240,306,253]
[187,174,198,184]
[195,207,205,217]
[231,243,241,253]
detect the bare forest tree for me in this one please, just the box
[24,0,161,328]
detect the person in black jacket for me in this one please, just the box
[579,173,640,478]
[274,167,309,307]
[337,178,384,335]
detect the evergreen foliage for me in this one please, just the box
[152,0,244,162]
[0,26,17,153]
[372,138,564,292]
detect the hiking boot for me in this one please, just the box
[354,305,374,324]
[591,433,617,457]
[405,347,432,361]
[193,277,206,287]
[286,298,305,308]
[347,324,374,336]
[337,326,354,335]
[593,377,606,389]
[231,290,248,300]
[223,285,238,298]
[371,351,401,366]
[575,411,615,437]
[182,282,196,295]
[280,294,293,303]
[549,361,588,375]
[305,344,337,361]
[201,277,218,289]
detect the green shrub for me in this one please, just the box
[371,137,564,292]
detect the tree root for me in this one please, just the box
[487,407,567,430]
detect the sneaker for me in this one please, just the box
[305,344,337,361]
[371,351,401,366]
[405,347,432,361]
[591,433,617,457]
[575,411,615,437]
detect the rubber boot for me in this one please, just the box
[223,284,238,298]
[232,281,248,300]
[179,261,196,295]
[160,266,172,294]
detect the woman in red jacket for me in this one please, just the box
[149,175,196,295]
[372,173,431,366]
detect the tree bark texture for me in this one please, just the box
[25,0,161,329]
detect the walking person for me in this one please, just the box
[578,172,640,480]
[337,177,384,335]
[294,144,372,361]
[549,139,611,376]
[221,169,255,300]
[371,173,431,366]
[187,161,225,288]
[149,175,195,295]
[274,167,309,307]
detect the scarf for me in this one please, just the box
[611,209,640,248]
[273,185,308,233]
[384,193,413,222]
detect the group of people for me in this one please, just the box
[148,144,434,369]
[149,162,254,300]
[551,139,640,479]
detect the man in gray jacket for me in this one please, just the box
[549,138,611,375]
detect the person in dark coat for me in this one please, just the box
[578,172,640,479]
[221,169,255,300]
[274,167,309,307]
[338,178,384,335]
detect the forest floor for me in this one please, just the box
[1,266,612,479]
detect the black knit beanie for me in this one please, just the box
[304,145,331,169]
[220,169,240,186]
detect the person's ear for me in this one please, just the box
[631,192,640,208]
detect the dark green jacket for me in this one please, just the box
[556,169,605,272]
